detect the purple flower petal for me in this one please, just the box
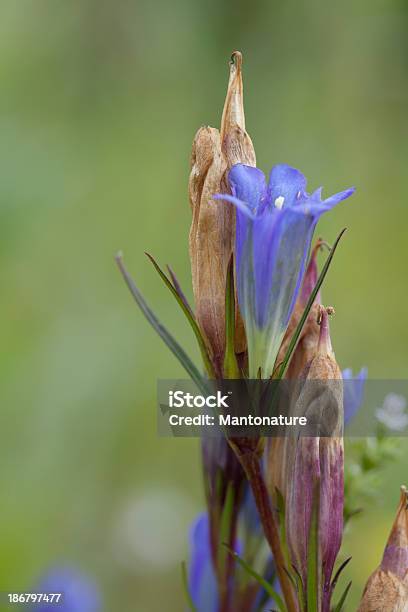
[229,164,267,213]
[30,567,101,612]
[267,163,307,208]
[213,193,255,219]
[320,187,356,209]
[342,367,368,425]
[188,513,218,612]
[218,162,355,377]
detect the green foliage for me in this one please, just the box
[332,581,352,612]
[344,430,401,524]
[217,483,235,576]
[275,488,290,568]
[145,252,216,378]
[224,546,286,612]
[290,565,306,612]
[116,253,208,393]
[330,556,352,596]
[223,256,240,379]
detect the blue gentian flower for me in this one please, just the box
[342,367,368,424]
[188,513,218,612]
[30,567,101,612]
[215,163,355,377]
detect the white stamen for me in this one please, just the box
[274,196,285,209]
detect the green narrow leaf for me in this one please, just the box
[115,253,208,395]
[282,565,298,592]
[224,546,286,612]
[275,228,347,380]
[333,581,352,612]
[181,561,197,612]
[276,486,306,609]
[275,487,290,567]
[330,557,352,595]
[145,252,216,379]
[256,568,278,611]
[223,255,240,379]
[344,507,363,525]
[291,564,306,612]
[217,482,235,574]
[167,264,195,318]
[306,482,320,612]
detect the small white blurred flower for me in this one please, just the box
[375,393,408,431]
[111,486,197,574]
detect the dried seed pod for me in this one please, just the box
[358,486,408,612]
[189,126,229,373]
[220,52,256,179]
[358,572,408,612]
[382,486,408,580]
[189,52,255,372]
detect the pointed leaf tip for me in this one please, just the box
[223,546,286,612]
[275,227,347,380]
[333,581,352,612]
[145,252,216,379]
[223,255,240,379]
[116,254,207,394]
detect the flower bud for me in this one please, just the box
[284,307,344,611]
[189,52,255,371]
[358,486,408,611]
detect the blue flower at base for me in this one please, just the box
[188,513,218,612]
[343,367,368,425]
[30,567,101,612]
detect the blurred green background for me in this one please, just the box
[0,0,407,609]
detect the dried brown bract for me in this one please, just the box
[189,52,255,373]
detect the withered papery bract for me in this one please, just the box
[189,52,255,373]
[359,486,408,612]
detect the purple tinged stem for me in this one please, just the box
[233,444,298,612]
